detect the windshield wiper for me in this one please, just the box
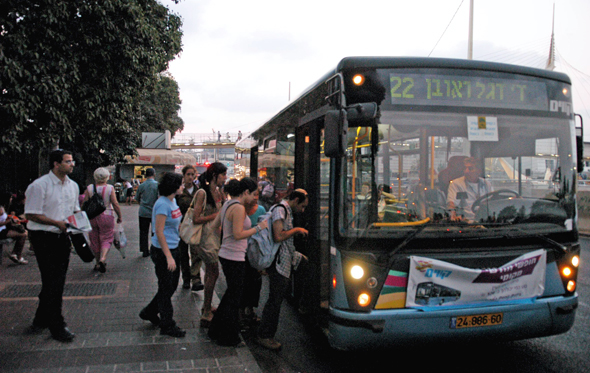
[386,223,429,265]
[502,227,567,254]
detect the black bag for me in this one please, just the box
[70,233,94,262]
[82,184,106,220]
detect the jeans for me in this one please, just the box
[258,263,290,339]
[29,231,72,332]
[143,246,180,330]
[139,216,151,254]
[208,258,245,344]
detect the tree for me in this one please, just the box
[138,73,184,135]
[0,0,183,170]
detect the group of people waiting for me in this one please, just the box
[138,162,309,349]
[14,149,310,349]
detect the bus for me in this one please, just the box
[236,57,582,350]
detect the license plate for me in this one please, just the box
[450,313,503,329]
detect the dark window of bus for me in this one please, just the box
[258,134,295,207]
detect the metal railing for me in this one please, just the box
[171,132,249,145]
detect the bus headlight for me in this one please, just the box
[562,267,572,277]
[352,74,365,86]
[358,293,371,307]
[572,255,580,268]
[351,265,364,279]
[567,281,576,292]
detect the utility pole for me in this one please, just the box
[468,0,474,60]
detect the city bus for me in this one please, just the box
[236,57,582,350]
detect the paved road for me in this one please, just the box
[0,204,261,372]
[245,238,590,373]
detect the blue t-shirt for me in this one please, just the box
[249,205,266,227]
[151,196,182,249]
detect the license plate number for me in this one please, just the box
[450,313,503,329]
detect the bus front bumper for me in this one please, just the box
[326,295,578,350]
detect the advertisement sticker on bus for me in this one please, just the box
[406,249,546,308]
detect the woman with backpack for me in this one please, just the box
[82,167,122,273]
[207,178,268,346]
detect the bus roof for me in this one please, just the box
[249,56,572,140]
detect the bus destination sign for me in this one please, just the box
[388,73,549,111]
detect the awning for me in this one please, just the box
[125,148,196,165]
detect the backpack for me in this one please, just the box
[247,204,287,271]
[82,184,106,220]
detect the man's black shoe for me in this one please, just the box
[182,282,191,289]
[160,325,186,338]
[142,250,150,257]
[191,282,204,292]
[139,309,160,326]
[51,327,75,342]
[25,323,47,335]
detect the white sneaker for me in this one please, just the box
[17,257,28,265]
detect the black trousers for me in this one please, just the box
[178,239,191,284]
[258,263,290,339]
[208,258,245,345]
[138,216,151,254]
[29,231,71,332]
[241,257,262,308]
[143,246,180,330]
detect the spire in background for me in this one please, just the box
[545,3,556,71]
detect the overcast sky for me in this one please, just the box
[165,0,590,137]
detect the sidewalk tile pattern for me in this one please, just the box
[0,205,262,373]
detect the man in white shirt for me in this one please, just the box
[25,149,80,342]
[447,157,493,222]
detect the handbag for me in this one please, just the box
[82,184,106,220]
[179,190,206,245]
[70,233,94,262]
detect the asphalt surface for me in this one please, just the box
[0,203,261,372]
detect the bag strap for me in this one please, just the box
[191,188,207,208]
[220,200,240,241]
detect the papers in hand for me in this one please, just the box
[67,211,92,233]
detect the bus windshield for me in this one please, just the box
[340,74,576,240]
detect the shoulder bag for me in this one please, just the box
[82,184,106,220]
[179,190,206,245]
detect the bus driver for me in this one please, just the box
[447,157,493,222]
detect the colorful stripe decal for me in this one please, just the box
[376,270,408,309]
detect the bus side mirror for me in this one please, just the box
[325,103,378,158]
[346,102,378,122]
[325,109,347,158]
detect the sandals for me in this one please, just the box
[200,313,214,328]
[94,261,107,273]
[9,254,28,265]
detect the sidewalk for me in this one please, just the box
[0,204,262,373]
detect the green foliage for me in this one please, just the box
[137,73,184,135]
[0,0,183,168]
